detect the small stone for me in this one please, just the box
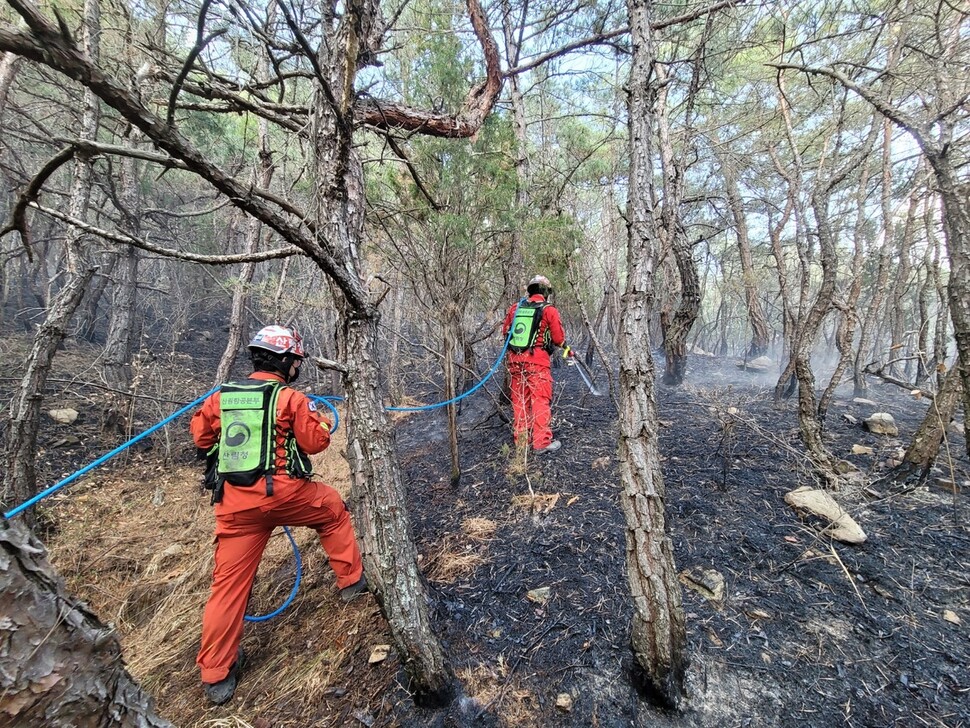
[678,568,725,602]
[527,587,552,604]
[368,645,390,664]
[853,397,878,406]
[943,610,961,625]
[48,408,79,424]
[555,693,573,712]
[851,444,873,455]
[843,414,858,425]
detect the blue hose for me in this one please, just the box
[386,301,520,412]
[5,306,522,620]
[2,387,219,520]
[244,526,302,622]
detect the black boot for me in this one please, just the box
[339,574,369,603]
[203,647,245,705]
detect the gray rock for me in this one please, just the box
[48,408,79,424]
[784,487,867,544]
[864,412,898,436]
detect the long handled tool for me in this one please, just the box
[567,356,604,396]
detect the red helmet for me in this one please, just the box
[248,325,305,357]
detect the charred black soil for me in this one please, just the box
[390,354,969,728]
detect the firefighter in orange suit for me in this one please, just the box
[502,275,571,453]
[190,325,367,705]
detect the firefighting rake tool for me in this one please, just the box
[567,355,603,396]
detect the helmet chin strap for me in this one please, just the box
[282,354,300,383]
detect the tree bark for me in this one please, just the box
[881,364,963,486]
[818,120,879,420]
[718,144,770,359]
[852,119,896,395]
[3,0,101,516]
[887,198,918,377]
[0,518,172,727]
[2,269,94,514]
[621,0,687,707]
[927,161,970,457]
[311,0,455,702]
[655,64,700,387]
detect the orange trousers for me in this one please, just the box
[508,361,554,449]
[196,480,363,684]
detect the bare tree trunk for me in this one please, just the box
[887,198,918,377]
[769,196,796,372]
[929,224,949,386]
[3,0,101,517]
[214,21,277,385]
[565,258,618,405]
[443,304,461,487]
[102,138,142,434]
[788,191,842,479]
[926,161,970,457]
[621,0,687,707]
[500,0,528,299]
[0,51,24,325]
[915,238,933,384]
[818,121,879,419]
[853,120,896,395]
[312,1,454,701]
[0,518,172,727]
[2,269,93,514]
[655,62,701,386]
[0,51,22,111]
[718,144,770,359]
[880,364,963,487]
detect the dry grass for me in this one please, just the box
[462,516,497,541]
[511,493,561,514]
[44,400,388,727]
[456,663,539,727]
[424,534,488,582]
[423,516,498,583]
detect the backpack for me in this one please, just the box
[217,380,282,490]
[508,302,547,353]
[201,380,314,504]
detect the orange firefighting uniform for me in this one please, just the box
[502,294,567,450]
[190,371,363,684]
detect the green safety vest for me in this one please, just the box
[508,302,547,353]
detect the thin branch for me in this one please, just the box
[166,0,227,126]
[504,0,744,77]
[355,0,502,138]
[33,202,302,264]
[383,133,442,210]
[0,144,80,260]
[276,0,349,135]
[0,6,368,310]
[768,62,932,151]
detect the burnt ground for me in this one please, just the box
[3,334,968,728]
[389,354,969,728]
